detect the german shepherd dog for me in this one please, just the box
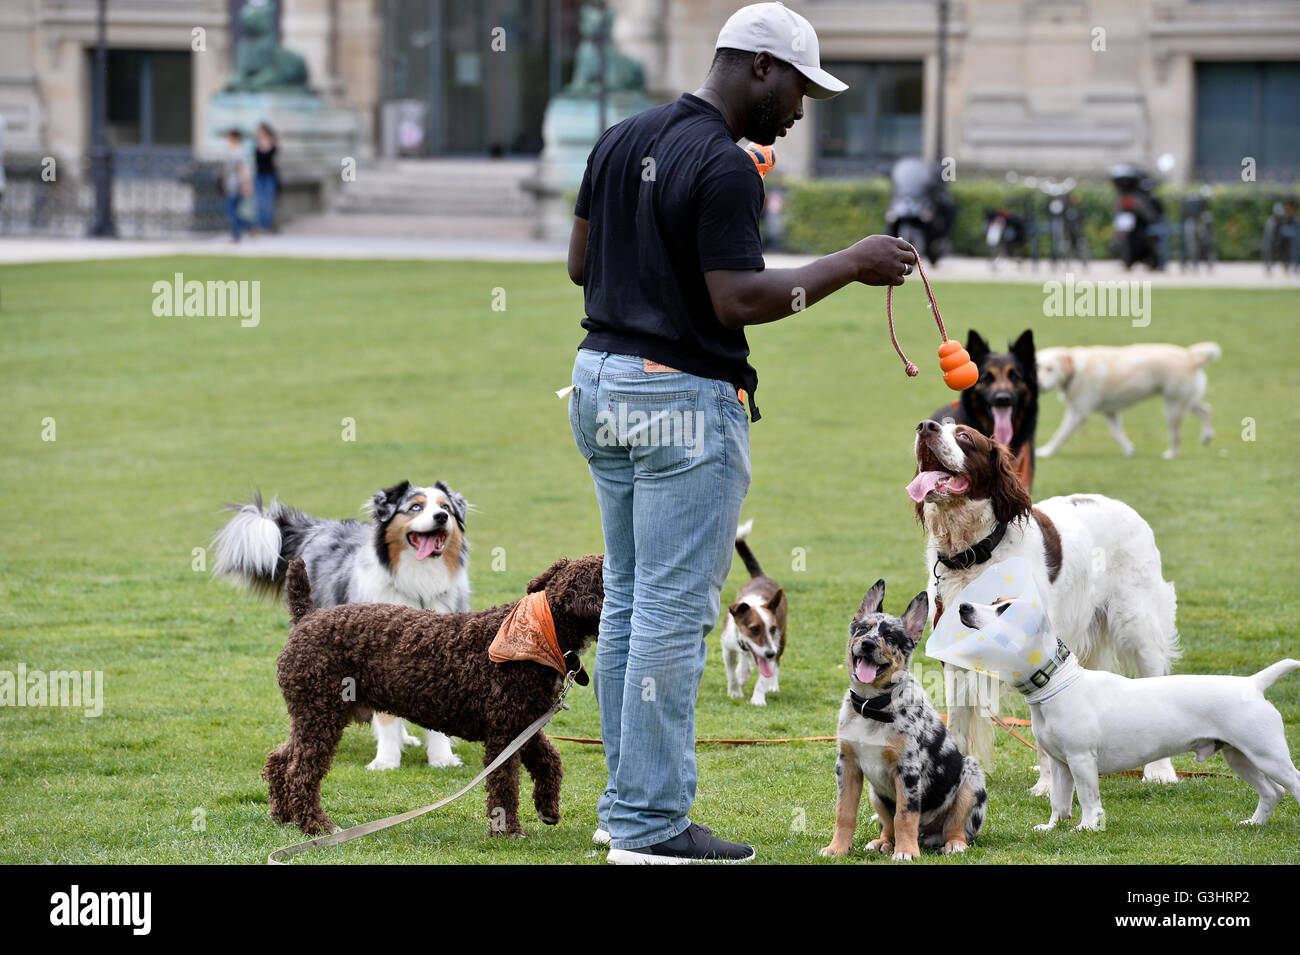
[930,329,1038,490]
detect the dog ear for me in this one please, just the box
[990,444,1034,523]
[766,588,784,613]
[965,330,989,365]
[368,481,409,523]
[435,481,469,529]
[1060,352,1074,381]
[1010,330,1037,386]
[730,603,758,628]
[856,579,885,619]
[901,592,929,641]
[527,558,569,593]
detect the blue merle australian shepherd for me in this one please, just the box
[214,480,470,770]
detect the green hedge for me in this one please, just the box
[773,177,1299,262]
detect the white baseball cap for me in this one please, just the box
[715,2,847,100]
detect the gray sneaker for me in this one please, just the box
[606,823,755,865]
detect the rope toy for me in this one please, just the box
[886,242,979,391]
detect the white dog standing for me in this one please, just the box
[1036,342,1220,459]
[954,592,1300,832]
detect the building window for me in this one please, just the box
[94,50,193,153]
[816,60,923,177]
[1196,61,1300,181]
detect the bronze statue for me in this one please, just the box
[226,1,310,93]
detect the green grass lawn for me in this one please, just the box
[1,256,1298,864]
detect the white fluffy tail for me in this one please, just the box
[1251,659,1300,693]
[1188,341,1221,368]
[735,519,753,542]
[212,493,284,595]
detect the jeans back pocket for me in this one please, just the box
[604,389,701,474]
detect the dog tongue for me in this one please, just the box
[854,660,878,684]
[993,406,1014,447]
[907,471,948,503]
[414,533,439,560]
[756,657,775,679]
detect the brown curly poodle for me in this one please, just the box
[264,553,604,837]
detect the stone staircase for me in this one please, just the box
[283,158,540,239]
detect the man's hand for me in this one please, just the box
[845,235,916,286]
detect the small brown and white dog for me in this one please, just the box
[720,521,787,706]
[907,419,1181,792]
[1036,342,1221,459]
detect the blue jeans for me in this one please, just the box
[225,194,244,240]
[254,174,277,231]
[568,349,750,849]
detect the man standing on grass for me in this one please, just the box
[566,1,916,864]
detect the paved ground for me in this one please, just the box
[2,234,1298,288]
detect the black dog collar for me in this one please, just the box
[848,687,895,723]
[936,521,1008,572]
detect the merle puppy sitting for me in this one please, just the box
[264,554,603,837]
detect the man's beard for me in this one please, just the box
[746,87,786,146]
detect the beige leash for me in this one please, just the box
[267,672,577,864]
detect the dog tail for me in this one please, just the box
[734,519,764,578]
[1250,659,1300,693]
[212,491,312,598]
[1188,341,1221,368]
[284,558,315,625]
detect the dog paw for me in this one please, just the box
[749,696,767,707]
[1073,821,1103,832]
[1033,821,1057,832]
[1029,779,1051,797]
[1161,449,1177,460]
[727,688,743,700]
[942,841,967,855]
[1201,431,1214,446]
[401,732,422,747]
[866,838,893,855]
[890,851,915,863]
[819,844,850,858]
[537,811,560,826]
[427,752,463,769]
[1037,447,1055,459]
[1122,446,1136,458]
[1237,817,1264,827]
[1143,762,1179,785]
[366,755,400,771]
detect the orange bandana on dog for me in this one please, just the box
[490,591,567,674]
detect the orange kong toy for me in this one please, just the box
[743,142,777,178]
[886,242,978,391]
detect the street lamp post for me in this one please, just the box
[935,0,949,164]
[89,0,116,237]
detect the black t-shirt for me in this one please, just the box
[575,93,765,419]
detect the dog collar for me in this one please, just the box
[489,591,589,686]
[1020,641,1081,704]
[935,521,1007,573]
[848,687,895,723]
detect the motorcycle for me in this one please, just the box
[1110,164,1165,270]
[1262,199,1298,274]
[1041,177,1089,267]
[884,157,954,264]
[1179,186,1216,271]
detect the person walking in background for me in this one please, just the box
[222,129,253,242]
[254,123,279,234]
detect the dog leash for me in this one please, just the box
[266,672,578,865]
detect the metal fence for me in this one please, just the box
[0,152,228,238]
